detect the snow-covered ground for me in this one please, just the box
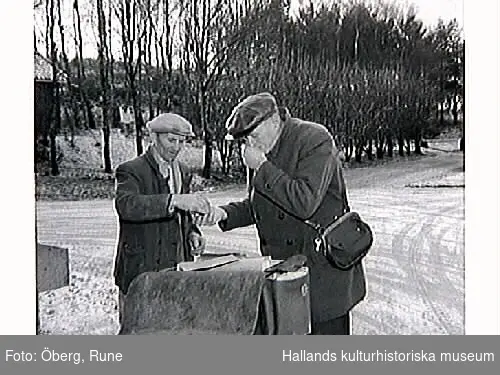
[36,147,464,335]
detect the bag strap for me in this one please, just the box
[304,154,350,232]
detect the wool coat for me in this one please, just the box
[220,111,366,323]
[113,147,200,294]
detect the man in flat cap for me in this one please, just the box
[197,93,366,335]
[113,112,210,327]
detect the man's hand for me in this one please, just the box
[171,194,211,214]
[193,206,227,226]
[242,144,267,170]
[187,232,206,256]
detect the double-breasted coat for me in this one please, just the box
[113,147,200,294]
[220,111,366,323]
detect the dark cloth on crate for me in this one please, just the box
[118,269,266,335]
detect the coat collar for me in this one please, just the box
[144,145,162,179]
[267,107,292,159]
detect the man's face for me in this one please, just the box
[154,132,187,161]
[243,116,279,153]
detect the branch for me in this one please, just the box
[203,22,254,89]
[201,0,226,54]
[132,23,148,78]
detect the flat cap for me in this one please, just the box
[226,92,278,139]
[146,113,195,137]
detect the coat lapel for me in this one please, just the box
[144,147,164,185]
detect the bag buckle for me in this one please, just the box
[314,237,322,253]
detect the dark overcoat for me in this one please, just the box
[220,112,366,323]
[113,148,200,294]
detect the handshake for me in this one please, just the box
[170,193,227,226]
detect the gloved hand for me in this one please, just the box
[264,254,308,276]
[193,206,228,226]
[188,232,206,256]
[171,194,211,214]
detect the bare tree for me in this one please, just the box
[48,0,60,175]
[55,0,80,147]
[96,0,113,173]
[180,0,261,178]
[73,0,96,130]
[107,0,117,128]
[115,0,148,156]
[158,0,178,112]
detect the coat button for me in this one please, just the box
[265,183,271,189]
[286,239,293,245]
[278,212,285,220]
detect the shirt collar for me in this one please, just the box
[149,144,172,178]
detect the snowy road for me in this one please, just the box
[36,150,464,335]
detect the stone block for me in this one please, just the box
[37,243,69,292]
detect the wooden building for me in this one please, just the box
[34,52,56,143]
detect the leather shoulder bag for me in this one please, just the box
[304,163,373,270]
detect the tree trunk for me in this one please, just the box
[217,137,230,175]
[102,126,111,172]
[452,90,458,126]
[119,0,144,157]
[49,129,59,176]
[97,0,112,173]
[414,128,423,155]
[57,0,79,142]
[439,59,445,127]
[70,106,76,147]
[84,98,96,129]
[145,0,154,122]
[461,121,465,171]
[440,103,444,126]
[227,141,234,175]
[387,135,393,158]
[73,0,93,130]
[49,0,60,176]
[347,138,354,161]
[355,138,363,163]
[405,139,411,156]
[398,132,405,156]
[367,138,374,161]
[376,124,385,159]
[375,127,384,159]
[201,90,212,178]
[132,91,144,156]
[203,133,213,179]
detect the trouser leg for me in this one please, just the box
[312,313,351,335]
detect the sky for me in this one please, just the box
[292,0,464,27]
[391,0,463,26]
